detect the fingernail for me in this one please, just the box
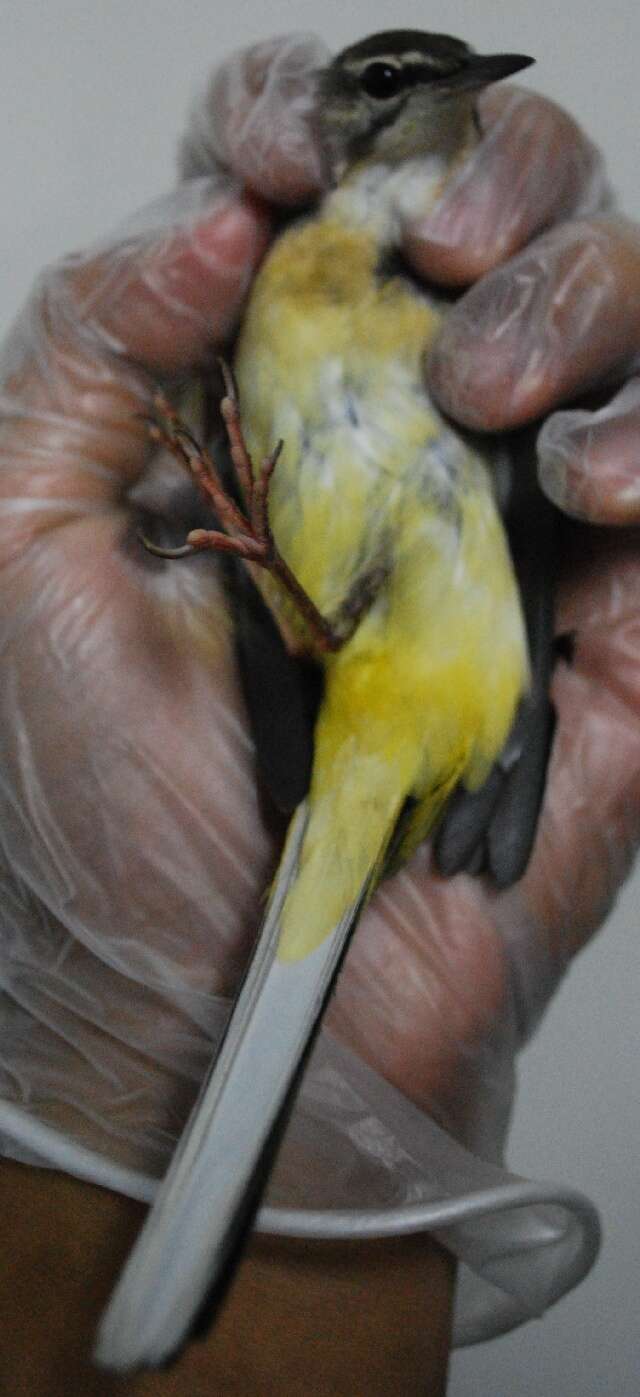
[538,422,594,521]
[537,452,568,511]
[193,198,266,268]
[197,202,252,254]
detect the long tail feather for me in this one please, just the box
[95,803,377,1373]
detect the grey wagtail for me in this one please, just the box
[98,30,557,1371]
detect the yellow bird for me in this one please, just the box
[98,31,552,1371]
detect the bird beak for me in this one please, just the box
[443,51,535,92]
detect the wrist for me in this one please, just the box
[0,1159,455,1395]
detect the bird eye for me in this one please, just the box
[359,62,404,100]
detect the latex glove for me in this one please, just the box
[1,33,636,1343]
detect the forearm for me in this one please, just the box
[0,1159,454,1396]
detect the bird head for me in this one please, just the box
[316,29,533,183]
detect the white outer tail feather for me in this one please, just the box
[95,802,376,1372]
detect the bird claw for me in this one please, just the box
[137,533,197,560]
[139,368,343,653]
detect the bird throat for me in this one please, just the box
[323,154,450,245]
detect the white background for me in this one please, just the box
[2,3,639,1393]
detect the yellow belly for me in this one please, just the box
[234,212,529,959]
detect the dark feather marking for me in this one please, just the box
[346,390,360,426]
[434,767,506,877]
[383,793,419,876]
[231,564,323,815]
[332,30,472,68]
[487,695,556,887]
[554,630,576,665]
[434,439,558,887]
[345,92,413,164]
[375,247,410,284]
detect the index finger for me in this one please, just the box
[404,87,609,287]
[426,217,640,431]
[182,34,329,205]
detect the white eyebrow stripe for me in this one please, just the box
[347,56,404,73]
[346,52,456,75]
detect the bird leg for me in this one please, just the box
[139,364,343,654]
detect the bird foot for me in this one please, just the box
[139,363,343,654]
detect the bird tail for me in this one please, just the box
[95,800,388,1373]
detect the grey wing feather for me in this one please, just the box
[434,437,557,888]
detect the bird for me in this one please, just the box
[96,29,555,1371]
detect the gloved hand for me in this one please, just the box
[2,33,638,1336]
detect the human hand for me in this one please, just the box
[0,175,277,1176]
[2,35,639,1199]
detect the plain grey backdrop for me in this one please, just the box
[2,3,639,1393]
